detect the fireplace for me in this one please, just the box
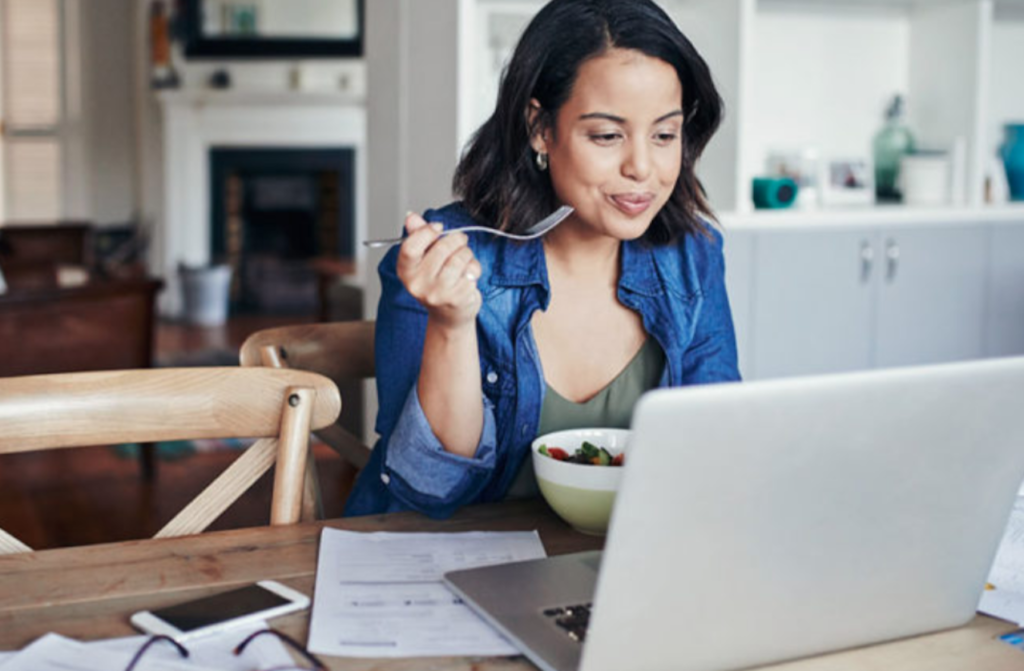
[155,91,366,320]
[210,147,355,313]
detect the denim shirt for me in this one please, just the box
[345,202,740,518]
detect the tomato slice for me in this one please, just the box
[546,447,569,461]
[611,453,625,466]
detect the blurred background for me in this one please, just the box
[0,0,1022,546]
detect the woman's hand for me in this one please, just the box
[396,212,483,329]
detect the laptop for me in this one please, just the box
[443,357,1024,671]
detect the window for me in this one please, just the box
[0,0,65,221]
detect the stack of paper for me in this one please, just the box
[0,623,296,670]
[307,529,546,658]
[980,496,1024,625]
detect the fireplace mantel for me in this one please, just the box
[156,89,366,317]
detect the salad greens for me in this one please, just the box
[538,440,624,466]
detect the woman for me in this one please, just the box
[345,0,739,518]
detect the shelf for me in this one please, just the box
[721,202,1024,230]
[157,89,364,108]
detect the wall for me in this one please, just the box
[363,0,465,319]
[80,0,137,224]
[989,12,1024,182]
[56,0,138,225]
[746,5,910,174]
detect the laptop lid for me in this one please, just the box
[581,357,1024,671]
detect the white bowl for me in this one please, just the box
[531,428,631,535]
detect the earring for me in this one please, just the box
[535,151,548,171]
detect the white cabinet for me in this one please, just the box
[987,223,1024,357]
[874,225,988,368]
[750,229,874,379]
[740,222,992,380]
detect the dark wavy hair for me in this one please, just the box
[453,0,723,244]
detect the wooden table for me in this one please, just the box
[0,500,1019,670]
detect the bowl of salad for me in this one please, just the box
[531,428,631,535]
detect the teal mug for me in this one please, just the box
[752,177,799,209]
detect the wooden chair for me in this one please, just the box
[239,320,374,519]
[0,367,341,555]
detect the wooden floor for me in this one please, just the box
[0,313,359,551]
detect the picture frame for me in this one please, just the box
[182,0,364,59]
[820,156,875,207]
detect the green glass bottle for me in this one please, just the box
[873,95,915,202]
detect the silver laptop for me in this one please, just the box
[443,357,1024,671]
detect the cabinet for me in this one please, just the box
[733,222,992,380]
[747,228,874,379]
[874,225,988,368]
[987,223,1024,357]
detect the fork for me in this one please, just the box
[362,205,575,248]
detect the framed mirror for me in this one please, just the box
[181,0,364,59]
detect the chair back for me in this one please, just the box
[0,367,340,554]
[240,321,374,519]
[240,320,374,467]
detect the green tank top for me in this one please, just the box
[505,337,666,499]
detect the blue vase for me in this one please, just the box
[1002,123,1024,201]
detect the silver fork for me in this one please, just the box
[362,205,575,248]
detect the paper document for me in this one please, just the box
[0,623,296,671]
[980,496,1024,624]
[308,529,546,658]
[0,633,211,671]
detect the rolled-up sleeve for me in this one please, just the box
[371,235,500,517]
[382,385,498,514]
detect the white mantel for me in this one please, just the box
[155,89,367,317]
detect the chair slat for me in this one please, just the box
[154,437,278,538]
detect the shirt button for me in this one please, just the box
[486,371,499,384]
[380,473,391,485]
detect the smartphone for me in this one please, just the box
[130,580,310,641]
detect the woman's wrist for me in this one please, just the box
[426,309,478,334]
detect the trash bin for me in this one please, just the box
[179,263,232,326]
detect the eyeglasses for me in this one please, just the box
[124,629,327,671]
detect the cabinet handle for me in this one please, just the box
[860,240,875,283]
[885,239,900,282]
